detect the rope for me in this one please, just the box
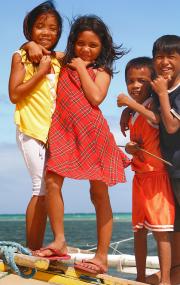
[87,233,152,253]
[0,241,36,279]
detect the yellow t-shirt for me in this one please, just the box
[14,49,61,143]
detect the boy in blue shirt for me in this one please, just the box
[147,34,180,285]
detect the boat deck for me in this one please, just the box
[0,252,149,285]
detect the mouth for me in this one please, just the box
[130,91,140,96]
[39,38,51,46]
[160,67,172,74]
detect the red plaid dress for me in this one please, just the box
[46,67,130,186]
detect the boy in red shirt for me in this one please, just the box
[117,57,175,285]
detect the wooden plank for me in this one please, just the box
[0,274,48,285]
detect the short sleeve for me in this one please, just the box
[170,93,180,120]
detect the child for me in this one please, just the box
[35,15,130,273]
[146,35,180,285]
[9,1,63,251]
[117,57,175,285]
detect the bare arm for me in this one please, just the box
[21,41,51,63]
[9,53,51,104]
[117,93,159,124]
[151,76,180,133]
[68,58,111,106]
[119,107,132,137]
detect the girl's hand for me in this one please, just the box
[117,93,129,107]
[22,41,51,64]
[38,55,51,75]
[67,57,91,70]
[151,76,168,98]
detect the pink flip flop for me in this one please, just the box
[33,247,71,261]
[74,259,107,274]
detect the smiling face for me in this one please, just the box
[31,13,59,50]
[74,30,102,63]
[153,52,180,87]
[126,67,152,104]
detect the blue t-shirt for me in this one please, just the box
[154,83,180,178]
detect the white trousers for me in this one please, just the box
[16,129,46,196]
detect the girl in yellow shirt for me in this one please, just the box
[9,1,62,250]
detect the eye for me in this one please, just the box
[155,55,162,60]
[169,55,176,60]
[127,79,133,84]
[76,41,84,46]
[36,23,43,29]
[90,44,98,48]
[139,79,147,84]
[50,26,58,32]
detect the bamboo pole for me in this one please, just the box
[118,145,173,166]
[0,253,49,270]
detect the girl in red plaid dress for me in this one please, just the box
[37,15,130,273]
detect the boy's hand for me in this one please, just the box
[151,76,169,97]
[23,41,51,64]
[125,141,145,162]
[117,93,129,107]
[120,107,131,137]
[125,141,139,155]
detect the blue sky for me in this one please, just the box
[0,0,179,214]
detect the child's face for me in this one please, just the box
[153,52,180,87]
[74,30,102,63]
[31,13,59,50]
[126,67,152,104]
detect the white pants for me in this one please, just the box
[16,129,46,196]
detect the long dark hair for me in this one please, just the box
[63,15,128,75]
[23,1,63,50]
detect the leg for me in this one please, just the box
[170,178,180,285]
[75,180,112,273]
[16,130,47,250]
[90,180,112,270]
[36,171,68,257]
[134,228,148,283]
[153,232,171,285]
[171,232,180,285]
[26,195,47,250]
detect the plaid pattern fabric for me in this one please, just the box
[46,67,130,186]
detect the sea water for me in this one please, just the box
[0,213,157,280]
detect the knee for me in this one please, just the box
[90,188,109,208]
[45,172,61,194]
[153,231,170,242]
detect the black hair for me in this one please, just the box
[125,56,155,82]
[152,35,180,58]
[23,1,62,50]
[63,15,128,75]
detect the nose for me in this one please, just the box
[161,56,169,65]
[41,28,49,35]
[133,81,141,89]
[82,45,90,52]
